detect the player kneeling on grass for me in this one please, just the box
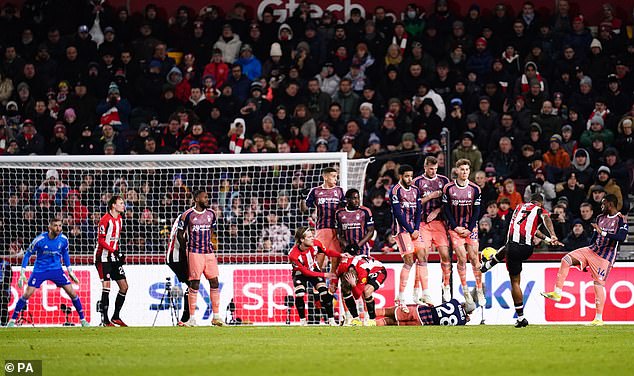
[337,252,387,326]
[289,227,350,326]
[8,218,88,327]
[542,194,628,326]
[375,299,474,326]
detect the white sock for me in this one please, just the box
[422,289,430,296]
[554,287,562,294]
[414,288,422,297]
[595,313,602,321]
[518,315,525,321]
[213,313,221,320]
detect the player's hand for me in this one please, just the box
[411,230,419,240]
[344,272,357,286]
[432,190,442,198]
[591,223,601,233]
[68,270,80,284]
[324,272,337,279]
[427,208,440,222]
[454,226,466,233]
[550,239,564,247]
[18,272,26,288]
[340,252,353,259]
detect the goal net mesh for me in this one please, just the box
[1,154,370,326]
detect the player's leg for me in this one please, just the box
[169,261,191,323]
[60,284,88,326]
[8,286,37,325]
[510,273,528,328]
[437,246,452,302]
[340,280,359,322]
[414,236,431,304]
[292,274,308,325]
[315,279,336,325]
[204,253,223,326]
[395,233,415,308]
[184,252,204,326]
[110,262,128,326]
[586,255,611,325]
[466,240,485,305]
[481,245,507,273]
[450,231,472,304]
[542,248,584,301]
[96,261,113,325]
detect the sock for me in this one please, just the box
[210,288,220,315]
[457,262,467,286]
[188,289,198,320]
[414,267,421,289]
[422,289,430,297]
[441,261,452,285]
[72,296,85,320]
[491,253,501,266]
[474,266,483,290]
[181,289,190,322]
[399,264,412,294]
[344,295,358,318]
[556,256,572,290]
[515,303,524,320]
[101,288,110,323]
[594,282,606,319]
[295,296,306,319]
[11,297,27,320]
[414,288,422,299]
[365,296,376,319]
[320,292,334,319]
[113,292,126,319]
[416,260,429,290]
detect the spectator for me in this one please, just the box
[451,131,482,179]
[180,123,218,154]
[498,178,523,210]
[34,169,69,207]
[47,123,72,155]
[543,134,571,182]
[594,166,624,212]
[523,167,556,211]
[580,115,615,148]
[587,184,607,216]
[487,137,519,179]
[579,202,596,234]
[551,204,570,240]
[563,219,590,250]
[213,24,242,64]
[16,119,45,155]
[555,171,586,218]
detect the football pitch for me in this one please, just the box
[2,326,633,376]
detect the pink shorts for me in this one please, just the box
[568,247,612,284]
[395,232,425,256]
[420,220,449,249]
[188,252,219,281]
[315,228,342,253]
[449,229,479,250]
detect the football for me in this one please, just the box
[481,247,497,261]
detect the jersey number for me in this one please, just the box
[436,304,458,326]
[516,209,532,225]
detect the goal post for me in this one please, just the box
[1,153,370,326]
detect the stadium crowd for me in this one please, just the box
[0,0,633,257]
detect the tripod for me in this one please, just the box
[60,304,75,326]
[152,277,180,327]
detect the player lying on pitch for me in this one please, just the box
[374,298,475,326]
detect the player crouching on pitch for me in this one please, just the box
[337,249,387,326]
[374,299,474,326]
[289,227,351,326]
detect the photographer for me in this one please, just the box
[523,167,556,211]
[550,204,570,240]
[96,82,131,131]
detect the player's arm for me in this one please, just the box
[97,219,116,253]
[61,237,80,283]
[600,216,628,241]
[343,269,364,299]
[540,212,558,241]
[413,194,423,231]
[335,210,348,248]
[18,237,38,287]
[300,188,315,213]
[391,191,415,234]
[176,212,189,253]
[289,251,329,278]
[442,187,459,230]
[467,186,481,232]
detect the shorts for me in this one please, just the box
[27,269,70,288]
[449,229,479,249]
[505,242,534,276]
[292,271,326,295]
[420,220,449,249]
[315,228,342,253]
[395,232,425,256]
[95,261,126,281]
[366,267,388,291]
[167,260,189,283]
[188,252,219,281]
[568,247,613,284]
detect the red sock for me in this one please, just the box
[188,289,198,319]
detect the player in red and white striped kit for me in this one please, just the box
[481,193,560,327]
[94,195,127,326]
[288,227,349,326]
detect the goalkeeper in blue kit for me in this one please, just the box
[7,218,88,327]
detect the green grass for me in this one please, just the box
[2,326,633,376]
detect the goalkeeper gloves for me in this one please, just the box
[67,267,80,284]
[17,269,27,288]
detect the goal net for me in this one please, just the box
[0,153,370,326]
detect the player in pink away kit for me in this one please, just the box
[335,188,375,256]
[303,167,346,291]
[413,156,451,303]
[442,159,485,307]
[481,193,561,327]
[94,195,128,327]
[177,189,222,327]
[288,227,348,326]
[389,164,423,309]
[542,194,628,326]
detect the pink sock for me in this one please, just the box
[457,262,467,286]
[188,289,198,318]
[400,264,412,294]
[473,264,483,289]
[441,261,452,286]
[594,282,606,316]
[556,256,572,290]
[414,267,421,289]
[210,288,220,315]
[416,261,429,290]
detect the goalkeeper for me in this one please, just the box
[7,218,88,327]
[335,189,375,256]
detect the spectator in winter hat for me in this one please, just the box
[594,165,623,211]
[580,116,615,148]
